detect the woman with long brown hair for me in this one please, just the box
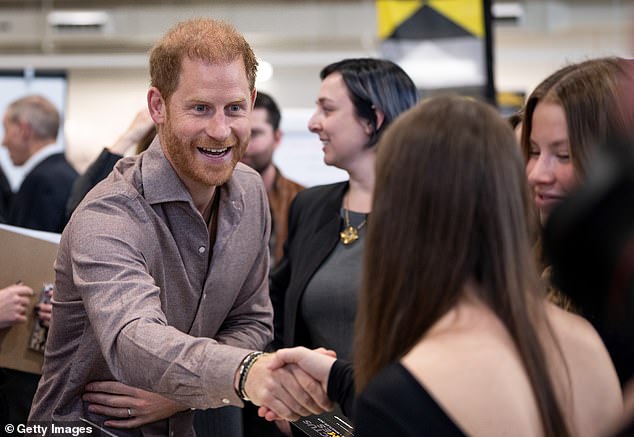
[265,95,622,436]
[522,57,633,385]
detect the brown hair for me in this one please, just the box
[149,18,258,102]
[6,94,60,140]
[355,95,570,436]
[521,57,630,178]
[521,58,631,275]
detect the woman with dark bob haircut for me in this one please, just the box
[266,58,417,433]
[263,95,622,437]
[269,58,418,359]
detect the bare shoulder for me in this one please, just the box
[546,303,595,337]
[545,303,616,369]
[401,311,543,436]
[545,303,623,435]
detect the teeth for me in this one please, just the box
[200,147,228,153]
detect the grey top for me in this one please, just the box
[300,209,367,361]
[29,139,273,437]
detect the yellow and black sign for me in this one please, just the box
[377,0,485,40]
[376,0,495,104]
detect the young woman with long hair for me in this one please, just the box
[265,95,622,437]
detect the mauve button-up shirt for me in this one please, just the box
[29,139,273,436]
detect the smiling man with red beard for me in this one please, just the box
[28,18,331,437]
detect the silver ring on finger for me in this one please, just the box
[127,407,133,417]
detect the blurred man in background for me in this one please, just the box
[241,91,303,267]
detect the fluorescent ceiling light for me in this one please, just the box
[47,11,109,27]
[492,3,524,19]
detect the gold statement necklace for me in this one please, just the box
[339,200,367,245]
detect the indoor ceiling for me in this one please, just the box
[0,0,316,7]
[0,0,608,8]
[0,0,628,66]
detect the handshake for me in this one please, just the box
[82,347,341,430]
[241,347,339,422]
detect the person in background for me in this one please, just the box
[0,283,34,330]
[523,57,627,226]
[268,57,418,435]
[0,282,35,429]
[522,56,632,384]
[1,95,77,233]
[270,58,418,356]
[64,109,156,220]
[0,167,11,222]
[537,58,634,436]
[240,91,304,267]
[0,94,76,433]
[261,95,622,437]
[28,18,331,436]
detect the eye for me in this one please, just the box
[556,153,571,161]
[193,104,208,113]
[554,145,571,161]
[528,147,540,157]
[229,104,242,113]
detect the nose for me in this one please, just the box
[205,112,231,141]
[527,154,554,187]
[307,111,321,134]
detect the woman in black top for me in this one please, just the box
[261,96,621,437]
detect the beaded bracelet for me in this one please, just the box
[237,351,265,401]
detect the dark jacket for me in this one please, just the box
[0,166,12,223]
[9,153,77,233]
[65,148,123,220]
[269,181,347,349]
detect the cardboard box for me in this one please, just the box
[0,224,60,375]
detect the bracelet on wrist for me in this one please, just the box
[236,351,266,401]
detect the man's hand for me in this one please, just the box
[83,381,186,428]
[256,347,337,422]
[243,352,334,421]
[0,284,34,329]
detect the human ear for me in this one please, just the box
[147,87,166,124]
[363,107,385,136]
[273,129,283,150]
[374,107,385,132]
[17,120,32,141]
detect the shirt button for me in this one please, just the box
[221,398,230,404]
[198,246,206,254]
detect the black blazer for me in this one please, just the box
[269,181,348,350]
[65,148,122,220]
[0,166,12,223]
[9,153,78,233]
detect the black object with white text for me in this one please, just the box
[292,410,354,437]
